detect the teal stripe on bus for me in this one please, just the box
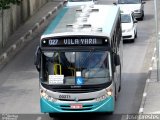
[43,7,68,35]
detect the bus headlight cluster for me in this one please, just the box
[106,88,113,96]
[95,94,108,102]
[40,89,57,102]
[95,89,113,102]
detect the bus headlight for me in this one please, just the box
[95,95,108,102]
[40,89,57,102]
[95,89,113,102]
[106,88,113,96]
[107,91,112,96]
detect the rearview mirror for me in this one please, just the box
[34,46,41,72]
[113,2,117,5]
[114,54,120,66]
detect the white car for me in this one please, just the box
[65,0,97,7]
[114,0,145,20]
[121,12,138,42]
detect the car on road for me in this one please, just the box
[65,0,97,7]
[121,11,138,42]
[114,0,145,20]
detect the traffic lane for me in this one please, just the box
[114,0,155,114]
[0,3,63,113]
[51,113,122,120]
[0,114,124,120]
[0,37,40,113]
[115,41,149,114]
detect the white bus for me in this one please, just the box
[34,4,123,117]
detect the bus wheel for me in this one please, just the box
[49,113,54,118]
[118,66,121,92]
[118,80,121,92]
[114,85,117,101]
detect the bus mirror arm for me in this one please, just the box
[34,46,41,72]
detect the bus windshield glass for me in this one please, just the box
[41,50,110,86]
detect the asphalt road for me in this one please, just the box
[0,0,157,120]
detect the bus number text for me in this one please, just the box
[59,95,71,99]
[49,39,58,45]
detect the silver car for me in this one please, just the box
[114,0,145,20]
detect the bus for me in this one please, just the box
[34,4,123,117]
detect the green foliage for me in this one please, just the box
[0,0,22,9]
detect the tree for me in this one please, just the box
[0,0,22,47]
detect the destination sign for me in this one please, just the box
[41,37,107,47]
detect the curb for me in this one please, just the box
[138,47,157,114]
[0,1,65,68]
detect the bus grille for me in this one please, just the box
[58,98,94,101]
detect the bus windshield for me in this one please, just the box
[41,50,110,86]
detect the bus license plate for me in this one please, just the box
[70,104,83,109]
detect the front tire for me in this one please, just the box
[135,30,137,38]
[118,65,122,92]
[139,10,144,21]
[131,38,135,43]
[49,113,54,118]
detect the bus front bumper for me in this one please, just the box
[40,96,114,113]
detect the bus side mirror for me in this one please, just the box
[34,46,41,72]
[114,54,120,66]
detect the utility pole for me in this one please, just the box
[154,0,159,81]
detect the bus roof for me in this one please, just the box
[42,5,120,39]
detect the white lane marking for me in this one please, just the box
[139,108,144,113]
[36,116,42,120]
[143,93,147,97]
